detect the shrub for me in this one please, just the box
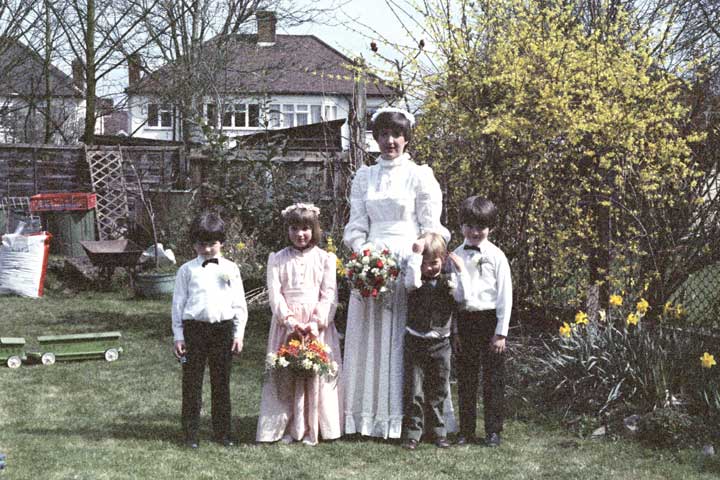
[637,407,694,449]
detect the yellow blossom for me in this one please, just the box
[236,242,246,250]
[609,294,623,307]
[336,257,345,277]
[663,301,673,316]
[574,311,589,325]
[626,312,639,326]
[636,298,649,315]
[675,304,686,319]
[288,339,301,348]
[559,322,572,338]
[700,352,716,369]
[326,236,337,253]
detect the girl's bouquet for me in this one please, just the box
[344,246,400,298]
[266,328,337,378]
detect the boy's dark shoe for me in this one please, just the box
[485,432,501,447]
[434,437,451,448]
[214,436,235,447]
[402,439,419,450]
[455,434,475,446]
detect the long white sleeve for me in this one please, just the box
[343,166,371,252]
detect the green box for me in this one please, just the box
[33,331,123,365]
[0,337,27,368]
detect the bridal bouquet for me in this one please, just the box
[266,329,337,378]
[344,246,400,298]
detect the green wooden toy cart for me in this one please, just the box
[0,337,27,368]
[31,332,123,365]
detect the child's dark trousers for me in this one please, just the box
[181,320,233,441]
[456,309,505,437]
[402,333,452,442]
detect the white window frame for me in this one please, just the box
[147,103,173,128]
[270,102,335,128]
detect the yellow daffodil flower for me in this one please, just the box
[636,298,649,315]
[559,322,572,338]
[236,242,246,250]
[326,237,337,253]
[675,304,686,319]
[700,352,716,369]
[609,294,623,307]
[626,312,639,326]
[663,301,673,317]
[574,311,589,325]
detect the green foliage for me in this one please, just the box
[638,407,695,449]
[191,125,332,285]
[371,0,717,315]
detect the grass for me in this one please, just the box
[1,286,720,479]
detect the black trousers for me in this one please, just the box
[181,320,233,440]
[402,334,451,441]
[456,310,505,436]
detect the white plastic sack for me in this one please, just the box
[139,243,176,267]
[0,231,51,298]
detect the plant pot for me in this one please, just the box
[133,271,176,298]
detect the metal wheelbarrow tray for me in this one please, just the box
[79,239,143,268]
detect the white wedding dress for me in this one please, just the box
[342,152,456,439]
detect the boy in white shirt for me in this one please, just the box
[452,196,512,447]
[172,212,247,449]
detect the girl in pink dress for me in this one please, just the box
[256,203,343,445]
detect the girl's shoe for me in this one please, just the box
[280,434,294,444]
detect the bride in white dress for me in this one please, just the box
[342,107,456,439]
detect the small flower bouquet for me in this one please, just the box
[344,246,400,298]
[266,330,337,378]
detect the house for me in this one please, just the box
[125,11,396,150]
[0,37,85,144]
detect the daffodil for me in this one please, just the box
[559,322,572,338]
[663,301,673,317]
[235,242,246,250]
[636,298,649,315]
[675,304,686,319]
[326,236,337,253]
[700,352,716,369]
[609,294,623,307]
[574,311,589,325]
[626,312,639,326]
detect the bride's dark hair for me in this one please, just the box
[371,111,413,145]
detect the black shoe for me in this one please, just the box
[485,432,501,447]
[402,439,419,450]
[184,438,199,449]
[455,434,475,446]
[435,437,451,448]
[215,436,235,447]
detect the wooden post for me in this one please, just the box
[349,59,367,170]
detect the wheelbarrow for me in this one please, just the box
[80,239,143,287]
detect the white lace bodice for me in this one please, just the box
[343,153,448,256]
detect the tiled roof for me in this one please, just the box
[128,34,396,98]
[0,37,82,98]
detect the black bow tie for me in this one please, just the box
[463,245,482,252]
[202,258,219,267]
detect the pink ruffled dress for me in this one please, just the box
[256,246,343,444]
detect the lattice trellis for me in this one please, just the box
[86,149,129,240]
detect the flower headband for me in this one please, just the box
[281,202,321,218]
[370,107,416,127]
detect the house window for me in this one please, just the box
[148,103,172,128]
[219,103,261,128]
[275,103,332,128]
[206,103,217,127]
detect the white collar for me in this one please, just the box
[377,152,409,168]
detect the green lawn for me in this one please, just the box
[1,290,719,479]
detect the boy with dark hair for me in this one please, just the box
[172,212,247,449]
[453,196,512,447]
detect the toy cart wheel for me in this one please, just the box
[104,349,119,362]
[7,356,22,369]
[41,352,56,365]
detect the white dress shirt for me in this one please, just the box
[171,255,248,342]
[453,239,512,337]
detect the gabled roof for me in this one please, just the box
[0,37,82,98]
[128,34,396,98]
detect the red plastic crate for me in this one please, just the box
[30,193,97,212]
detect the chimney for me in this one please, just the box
[128,53,141,86]
[71,58,84,92]
[256,11,276,46]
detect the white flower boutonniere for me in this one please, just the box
[473,254,491,273]
[220,270,240,287]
